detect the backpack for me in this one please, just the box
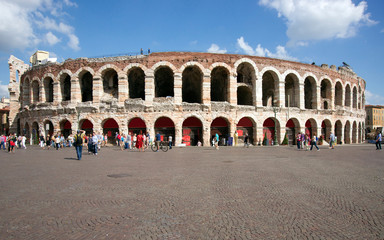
[75,134,83,146]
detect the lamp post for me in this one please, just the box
[272,105,281,145]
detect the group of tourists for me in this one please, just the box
[0,133,27,153]
[296,133,320,151]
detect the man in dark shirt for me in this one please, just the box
[155,132,161,151]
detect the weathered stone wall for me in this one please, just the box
[10,52,366,145]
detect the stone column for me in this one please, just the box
[202,74,211,105]
[145,71,154,106]
[299,83,305,109]
[53,81,60,104]
[93,76,102,103]
[203,123,210,147]
[118,75,128,103]
[174,72,182,105]
[255,76,262,107]
[256,125,264,145]
[330,87,335,110]
[175,125,182,146]
[71,78,81,103]
[229,73,237,105]
[277,81,285,107]
[40,84,46,103]
[316,86,321,110]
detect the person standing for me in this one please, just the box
[55,135,61,150]
[0,134,5,150]
[127,133,132,149]
[92,132,98,155]
[244,133,249,148]
[215,133,220,150]
[329,132,335,149]
[168,135,173,149]
[296,133,301,150]
[155,132,161,151]
[74,130,85,160]
[45,135,51,150]
[376,131,382,150]
[310,134,320,151]
[234,131,238,146]
[136,131,144,152]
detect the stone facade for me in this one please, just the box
[8,52,366,146]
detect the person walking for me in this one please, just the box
[155,132,161,151]
[0,134,5,150]
[168,135,173,149]
[329,132,335,149]
[92,132,98,155]
[136,131,144,152]
[74,130,85,160]
[310,134,320,151]
[55,135,61,150]
[244,133,249,148]
[45,135,51,150]
[296,133,301,150]
[215,133,220,150]
[376,130,382,150]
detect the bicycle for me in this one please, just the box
[151,141,168,152]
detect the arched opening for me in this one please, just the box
[60,120,72,138]
[352,121,357,143]
[285,74,299,108]
[305,119,317,139]
[286,119,300,145]
[262,71,279,107]
[32,122,39,145]
[358,122,362,143]
[154,117,175,144]
[321,120,332,143]
[60,74,71,101]
[321,79,331,110]
[237,117,254,145]
[345,85,351,107]
[358,86,362,109]
[182,117,203,146]
[304,77,316,109]
[102,69,118,100]
[211,67,229,102]
[237,86,253,106]
[211,117,229,146]
[44,120,54,137]
[103,118,119,144]
[128,67,145,99]
[334,120,343,144]
[44,77,54,103]
[155,67,174,98]
[32,80,39,103]
[353,87,357,109]
[344,121,351,144]
[80,72,93,102]
[128,117,147,135]
[335,82,343,107]
[182,66,202,103]
[237,62,255,85]
[24,122,30,144]
[263,118,280,145]
[80,119,93,135]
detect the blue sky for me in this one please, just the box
[0,0,383,104]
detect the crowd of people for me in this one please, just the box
[0,133,27,153]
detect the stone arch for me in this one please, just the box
[303,73,318,109]
[78,70,93,102]
[59,119,72,138]
[211,116,231,146]
[352,121,357,143]
[32,121,40,144]
[334,120,343,144]
[79,119,94,134]
[154,66,174,98]
[261,69,280,107]
[179,61,206,74]
[74,66,95,78]
[58,72,71,101]
[345,84,351,107]
[234,58,258,75]
[182,116,204,146]
[358,85,362,109]
[128,117,147,135]
[96,64,122,77]
[152,61,177,73]
[320,77,332,110]
[43,76,54,103]
[263,117,281,145]
[284,72,300,108]
[305,118,318,139]
[43,119,54,137]
[334,81,343,107]
[321,119,332,142]
[127,67,145,100]
[102,118,120,144]
[211,66,230,102]
[182,65,203,103]
[352,86,357,109]
[237,86,253,106]
[101,68,119,101]
[236,116,256,145]
[285,118,301,145]
[154,116,175,143]
[236,61,256,85]
[344,120,351,144]
[31,79,40,103]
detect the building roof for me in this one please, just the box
[365,105,384,109]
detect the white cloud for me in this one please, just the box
[0,85,9,98]
[45,32,60,45]
[0,0,79,52]
[207,44,227,54]
[259,0,377,45]
[365,90,384,105]
[237,37,298,61]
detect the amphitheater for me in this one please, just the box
[7,52,366,146]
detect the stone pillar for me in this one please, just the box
[174,72,182,105]
[277,81,285,107]
[330,87,335,110]
[256,125,264,145]
[118,75,128,103]
[71,78,81,103]
[229,73,237,105]
[53,81,60,104]
[175,125,182,146]
[229,119,236,146]
[299,83,305,109]
[316,86,321,110]
[93,76,102,103]
[40,84,46,103]
[203,123,210,147]
[255,76,262,107]
[202,74,211,105]
[145,71,154,105]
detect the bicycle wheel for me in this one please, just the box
[151,143,157,152]
[161,143,168,152]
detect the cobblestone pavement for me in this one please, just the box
[0,144,383,240]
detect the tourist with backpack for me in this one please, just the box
[74,130,85,160]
